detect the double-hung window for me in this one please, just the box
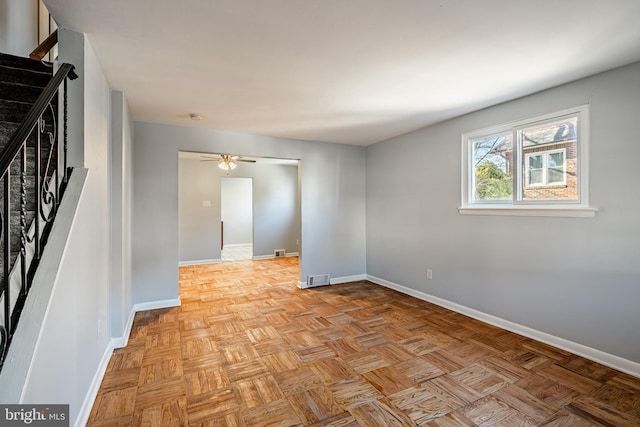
[460,105,595,217]
[525,149,566,187]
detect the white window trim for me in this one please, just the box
[460,105,595,217]
[524,148,566,187]
[458,206,597,218]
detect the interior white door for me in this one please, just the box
[220,177,253,260]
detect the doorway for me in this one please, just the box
[220,177,253,261]
[178,151,301,275]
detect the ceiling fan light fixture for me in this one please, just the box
[218,161,237,171]
[218,155,237,171]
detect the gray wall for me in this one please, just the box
[135,124,366,302]
[221,177,253,246]
[0,0,38,56]
[249,163,299,257]
[178,158,221,262]
[366,61,640,364]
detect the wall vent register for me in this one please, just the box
[306,274,331,288]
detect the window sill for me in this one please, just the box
[458,206,597,218]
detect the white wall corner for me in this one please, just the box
[74,340,115,427]
[112,307,137,349]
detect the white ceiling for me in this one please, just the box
[44,0,640,146]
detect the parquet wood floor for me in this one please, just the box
[88,258,640,426]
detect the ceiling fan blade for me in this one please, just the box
[237,159,256,163]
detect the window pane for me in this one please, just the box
[548,167,564,183]
[522,118,576,148]
[520,118,578,201]
[526,155,543,186]
[547,151,565,184]
[528,169,543,185]
[528,155,543,169]
[548,151,564,167]
[471,132,513,201]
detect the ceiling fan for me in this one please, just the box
[201,154,256,171]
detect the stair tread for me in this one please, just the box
[0,53,54,74]
[0,98,58,125]
[0,82,46,104]
[0,68,51,88]
[0,64,52,77]
[0,80,48,89]
[0,99,34,106]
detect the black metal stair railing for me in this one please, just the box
[0,62,78,372]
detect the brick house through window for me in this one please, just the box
[520,119,578,201]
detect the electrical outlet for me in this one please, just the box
[427,269,433,280]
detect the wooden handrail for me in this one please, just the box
[30,29,58,61]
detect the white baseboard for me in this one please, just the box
[75,340,116,427]
[78,297,182,424]
[179,259,221,266]
[133,298,181,313]
[298,274,367,289]
[331,274,366,285]
[366,274,640,378]
[253,252,299,261]
[112,308,137,349]
[223,243,252,248]
[182,254,300,264]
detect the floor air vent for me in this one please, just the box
[307,274,331,288]
[274,249,286,257]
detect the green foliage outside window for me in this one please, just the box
[474,161,512,200]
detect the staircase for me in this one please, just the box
[0,52,73,371]
[0,52,56,264]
